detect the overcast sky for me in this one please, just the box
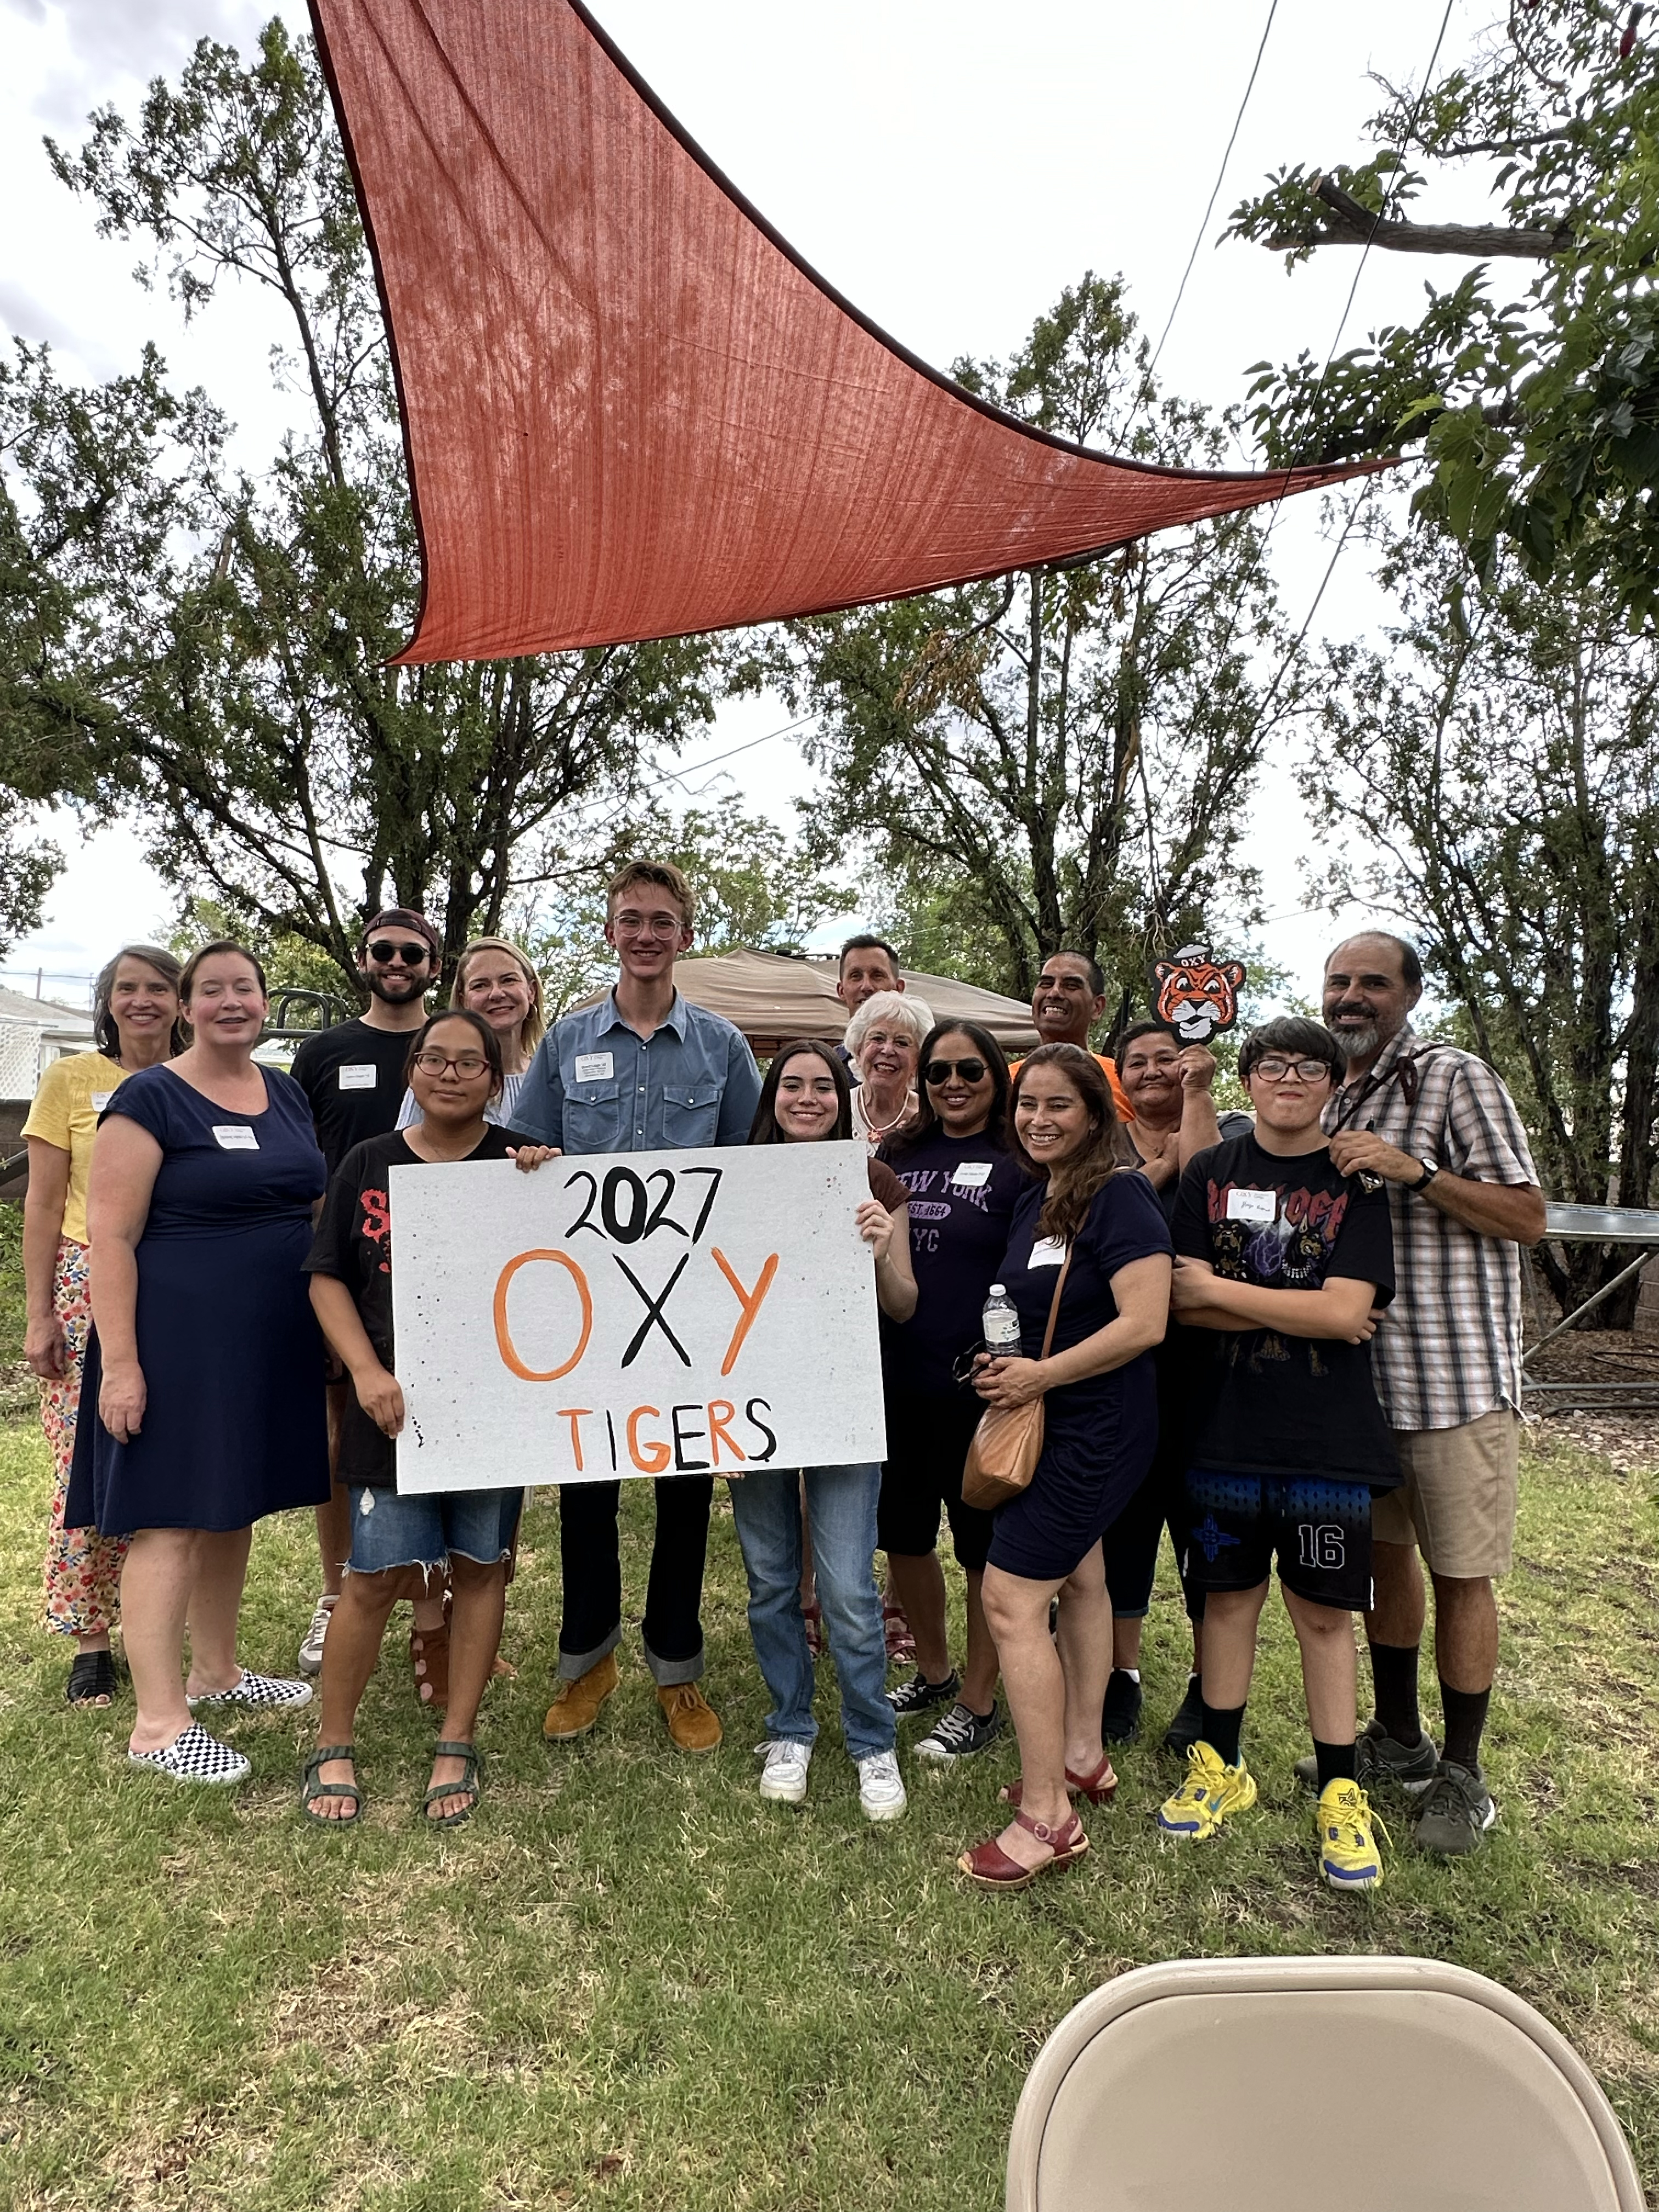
[1,0,1488,1005]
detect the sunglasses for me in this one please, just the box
[368,940,432,967]
[1251,1056,1334,1084]
[923,1057,988,1086]
[411,1049,490,1079]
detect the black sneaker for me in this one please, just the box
[887,1667,960,1717]
[1161,1674,1205,1754]
[1101,1668,1143,1743]
[1294,1717,1440,1794]
[915,1701,1002,1762]
[1413,1758,1498,1855]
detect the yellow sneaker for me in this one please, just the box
[1317,1777,1386,1891]
[1156,1741,1257,1840]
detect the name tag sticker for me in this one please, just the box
[212,1125,259,1151]
[574,1052,614,1082]
[89,1092,112,1111]
[951,1161,993,1188]
[1226,1187,1277,1225]
[338,1063,377,1091]
[1029,1235,1068,1268]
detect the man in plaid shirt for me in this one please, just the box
[1318,933,1546,1855]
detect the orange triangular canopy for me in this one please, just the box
[309,0,1380,664]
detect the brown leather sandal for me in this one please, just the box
[410,1621,449,1708]
[999,1753,1119,1809]
[958,1808,1089,1890]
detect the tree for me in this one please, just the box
[1302,521,1659,1320]
[1228,3,1659,617]
[5,23,737,992]
[790,274,1302,1013]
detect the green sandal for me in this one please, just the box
[422,1740,481,1826]
[301,1744,363,1826]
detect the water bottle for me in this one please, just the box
[982,1284,1022,1357]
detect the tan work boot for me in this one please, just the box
[657,1681,722,1753]
[543,1651,619,1741]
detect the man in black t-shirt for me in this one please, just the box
[288,907,442,1674]
[1158,1016,1398,1895]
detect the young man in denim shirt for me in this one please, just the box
[515,861,761,1751]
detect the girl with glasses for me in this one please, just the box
[732,1041,918,1821]
[876,1022,1023,1763]
[299,1009,556,1826]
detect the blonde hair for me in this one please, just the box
[450,938,546,1059]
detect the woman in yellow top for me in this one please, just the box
[22,945,185,1706]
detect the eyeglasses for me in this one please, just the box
[367,940,432,967]
[1250,1056,1334,1084]
[923,1057,988,1086]
[612,915,683,938]
[411,1049,490,1079]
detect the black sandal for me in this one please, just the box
[422,1741,481,1826]
[301,1745,363,1826]
[66,1651,116,1707]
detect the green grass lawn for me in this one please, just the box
[1,1412,1656,2210]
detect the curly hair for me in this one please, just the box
[1009,1042,1124,1244]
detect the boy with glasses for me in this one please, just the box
[515,861,762,1753]
[1158,1016,1398,1891]
[290,907,442,1675]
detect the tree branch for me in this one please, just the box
[1268,173,1571,259]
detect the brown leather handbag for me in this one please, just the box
[961,1249,1073,1511]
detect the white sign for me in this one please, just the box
[338,1063,379,1090]
[389,1143,886,1493]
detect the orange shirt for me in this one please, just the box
[1010,1051,1134,1123]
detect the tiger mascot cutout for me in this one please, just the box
[1150,944,1248,1045]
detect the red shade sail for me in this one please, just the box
[310,0,1382,665]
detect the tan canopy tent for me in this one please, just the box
[573,949,1037,1058]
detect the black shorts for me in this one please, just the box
[1180,1470,1373,1611]
[879,1389,994,1573]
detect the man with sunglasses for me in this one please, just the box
[515,860,762,1755]
[290,906,443,1675]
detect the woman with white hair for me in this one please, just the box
[845,989,935,1149]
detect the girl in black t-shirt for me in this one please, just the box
[732,1042,917,1821]
[300,1010,556,1828]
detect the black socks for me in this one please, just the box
[1200,1699,1245,1768]
[1440,1682,1491,1771]
[1368,1639,1424,1748]
[1313,1737,1358,1790]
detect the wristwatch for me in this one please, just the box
[1409,1155,1441,1193]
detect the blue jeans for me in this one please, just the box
[728,1463,894,1760]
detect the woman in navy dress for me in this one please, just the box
[958,1045,1171,1891]
[68,940,329,1785]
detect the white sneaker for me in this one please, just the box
[757,1737,812,1804]
[856,1749,907,1822]
[297,1595,336,1676]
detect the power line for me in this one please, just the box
[1146,0,1279,385]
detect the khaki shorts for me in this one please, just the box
[1373,1408,1520,1579]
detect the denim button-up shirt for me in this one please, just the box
[513,988,763,1154]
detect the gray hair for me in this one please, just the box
[92,944,187,1061]
[844,988,935,1060]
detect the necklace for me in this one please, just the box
[860,1092,911,1138]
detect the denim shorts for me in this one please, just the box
[346,1486,523,1576]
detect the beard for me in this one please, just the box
[365,967,430,1006]
[1330,1017,1383,1064]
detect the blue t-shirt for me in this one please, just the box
[998,1172,1171,1500]
[878,1126,1026,1396]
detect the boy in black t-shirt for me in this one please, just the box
[1159,1016,1398,1892]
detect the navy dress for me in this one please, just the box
[986,1172,1172,1582]
[66,1064,330,1537]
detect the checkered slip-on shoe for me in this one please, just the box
[188,1670,314,1713]
[127,1724,251,1786]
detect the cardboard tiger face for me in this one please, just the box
[1151,945,1248,1045]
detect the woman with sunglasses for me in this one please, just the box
[396,936,545,1132]
[734,1041,917,1821]
[300,1009,556,1826]
[957,1045,1171,1891]
[877,1023,1024,1762]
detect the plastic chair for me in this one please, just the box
[1006,1954,1645,2211]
